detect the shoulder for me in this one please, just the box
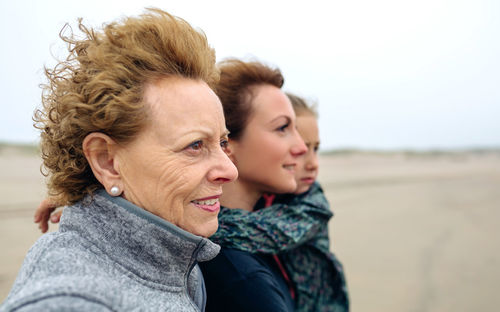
[3,233,118,310]
[2,294,112,312]
[14,231,103,280]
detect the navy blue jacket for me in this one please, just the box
[200,248,294,311]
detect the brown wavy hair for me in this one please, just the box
[34,8,219,205]
[215,59,284,140]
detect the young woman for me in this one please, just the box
[199,59,308,312]
[205,91,349,311]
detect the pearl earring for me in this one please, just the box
[110,186,120,196]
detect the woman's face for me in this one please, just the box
[229,84,307,194]
[116,77,238,237]
[294,114,320,194]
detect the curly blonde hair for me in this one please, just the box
[34,8,219,205]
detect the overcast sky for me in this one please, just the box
[1,0,498,150]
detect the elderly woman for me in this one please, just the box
[1,8,237,312]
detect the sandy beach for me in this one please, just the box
[1,146,499,311]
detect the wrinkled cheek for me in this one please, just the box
[153,163,192,222]
[119,160,152,205]
[156,163,192,194]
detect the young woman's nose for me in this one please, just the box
[291,129,307,156]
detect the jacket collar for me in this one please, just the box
[59,189,220,287]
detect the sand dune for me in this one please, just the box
[1,147,499,311]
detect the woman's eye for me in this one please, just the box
[277,123,289,132]
[313,144,320,153]
[187,140,203,150]
[220,139,229,150]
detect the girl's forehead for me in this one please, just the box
[296,115,319,141]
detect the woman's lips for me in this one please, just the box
[300,177,315,184]
[191,196,221,212]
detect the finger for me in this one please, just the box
[50,210,63,223]
[34,198,57,223]
[34,202,45,223]
[34,198,47,223]
[36,207,49,223]
[39,221,48,233]
[38,208,54,233]
[40,215,49,233]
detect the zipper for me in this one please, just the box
[184,240,205,311]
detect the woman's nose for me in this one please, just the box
[291,129,307,156]
[210,148,238,184]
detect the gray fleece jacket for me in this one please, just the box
[1,189,220,311]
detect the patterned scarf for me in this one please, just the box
[210,182,349,311]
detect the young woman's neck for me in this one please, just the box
[220,180,262,212]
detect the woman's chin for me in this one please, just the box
[268,180,297,194]
[294,184,310,195]
[190,219,219,238]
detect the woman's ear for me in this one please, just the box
[82,133,122,196]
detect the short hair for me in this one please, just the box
[215,58,284,140]
[34,8,219,205]
[285,92,318,117]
